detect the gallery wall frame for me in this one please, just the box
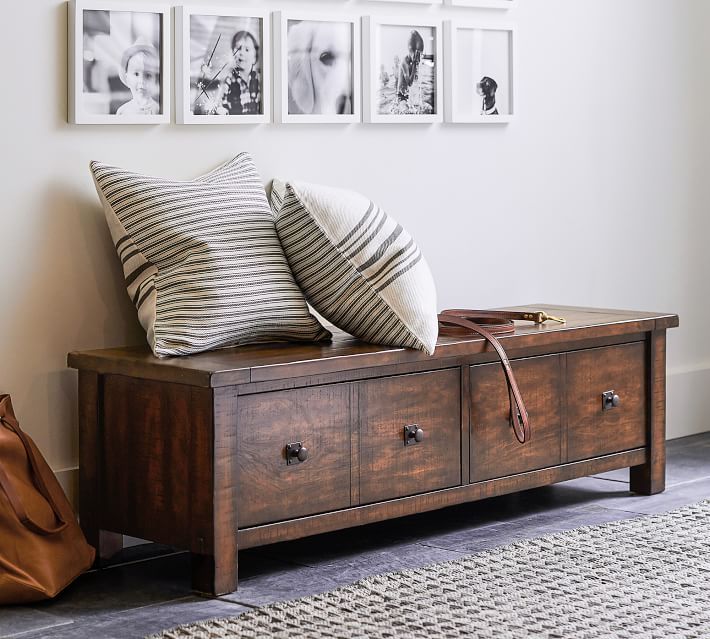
[444,21,516,123]
[363,15,444,124]
[175,6,270,124]
[274,11,361,124]
[69,0,171,124]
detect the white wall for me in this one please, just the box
[0,0,708,495]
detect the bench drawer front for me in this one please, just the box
[237,385,351,527]
[359,369,461,505]
[566,342,647,461]
[470,354,563,482]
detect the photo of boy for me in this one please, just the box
[218,31,261,115]
[117,38,161,115]
[79,9,163,118]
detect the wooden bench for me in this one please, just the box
[68,304,678,595]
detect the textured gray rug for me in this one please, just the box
[149,501,710,639]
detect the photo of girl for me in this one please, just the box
[187,14,264,118]
[377,24,437,116]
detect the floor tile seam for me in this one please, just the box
[3,619,75,639]
[666,475,710,488]
[214,598,260,610]
[594,505,659,516]
[97,594,198,621]
[417,542,476,553]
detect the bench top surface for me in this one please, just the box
[67,305,678,388]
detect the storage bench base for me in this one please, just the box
[69,305,678,595]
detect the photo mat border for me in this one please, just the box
[443,20,517,124]
[68,0,171,124]
[363,15,444,124]
[175,6,271,124]
[274,11,362,124]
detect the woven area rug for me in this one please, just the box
[149,501,710,639]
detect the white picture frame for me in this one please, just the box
[363,16,443,124]
[175,6,270,124]
[274,11,361,124]
[68,0,170,124]
[444,21,516,123]
[444,0,517,8]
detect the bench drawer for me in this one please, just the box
[566,342,647,461]
[359,369,461,504]
[237,385,351,527]
[470,354,563,482]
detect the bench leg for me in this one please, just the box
[630,331,667,495]
[191,548,238,596]
[78,370,124,566]
[189,386,239,595]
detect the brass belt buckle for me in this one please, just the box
[539,312,566,324]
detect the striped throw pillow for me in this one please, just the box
[90,154,330,357]
[271,180,438,355]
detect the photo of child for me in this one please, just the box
[117,38,160,115]
[377,24,437,116]
[217,31,261,115]
[188,15,263,117]
[80,9,163,117]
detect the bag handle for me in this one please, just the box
[438,311,531,444]
[0,412,68,535]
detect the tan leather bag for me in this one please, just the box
[0,394,95,604]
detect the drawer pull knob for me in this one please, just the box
[404,424,425,446]
[286,442,308,464]
[602,390,621,410]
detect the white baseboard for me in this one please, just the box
[667,365,710,439]
[55,467,79,513]
[54,467,146,547]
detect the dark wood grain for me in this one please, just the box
[359,369,461,504]
[566,343,647,462]
[238,448,648,549]
[630,331,667,495]
[68,307,678,387]
[70,306,676,595]
[236,384,352,527]
[77,371,122,565]
[191,386,238,596]
[101,375,195,546]
[470,354,563,482]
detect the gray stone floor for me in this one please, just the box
[2,432,709,638]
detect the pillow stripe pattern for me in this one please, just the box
[91,154,330,357]
[271,180,438,355]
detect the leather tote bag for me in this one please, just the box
[0,394,95,604]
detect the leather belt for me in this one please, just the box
[437,309,565,445]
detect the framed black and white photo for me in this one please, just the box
[444,0,517,8]
[176,7,269,124]
[274,12,360,124]
[444,22,516,123]
[363,17,443,124]
[68,0,170,124]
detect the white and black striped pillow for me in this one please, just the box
[271,180,438,354]
[90,154,330,357]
